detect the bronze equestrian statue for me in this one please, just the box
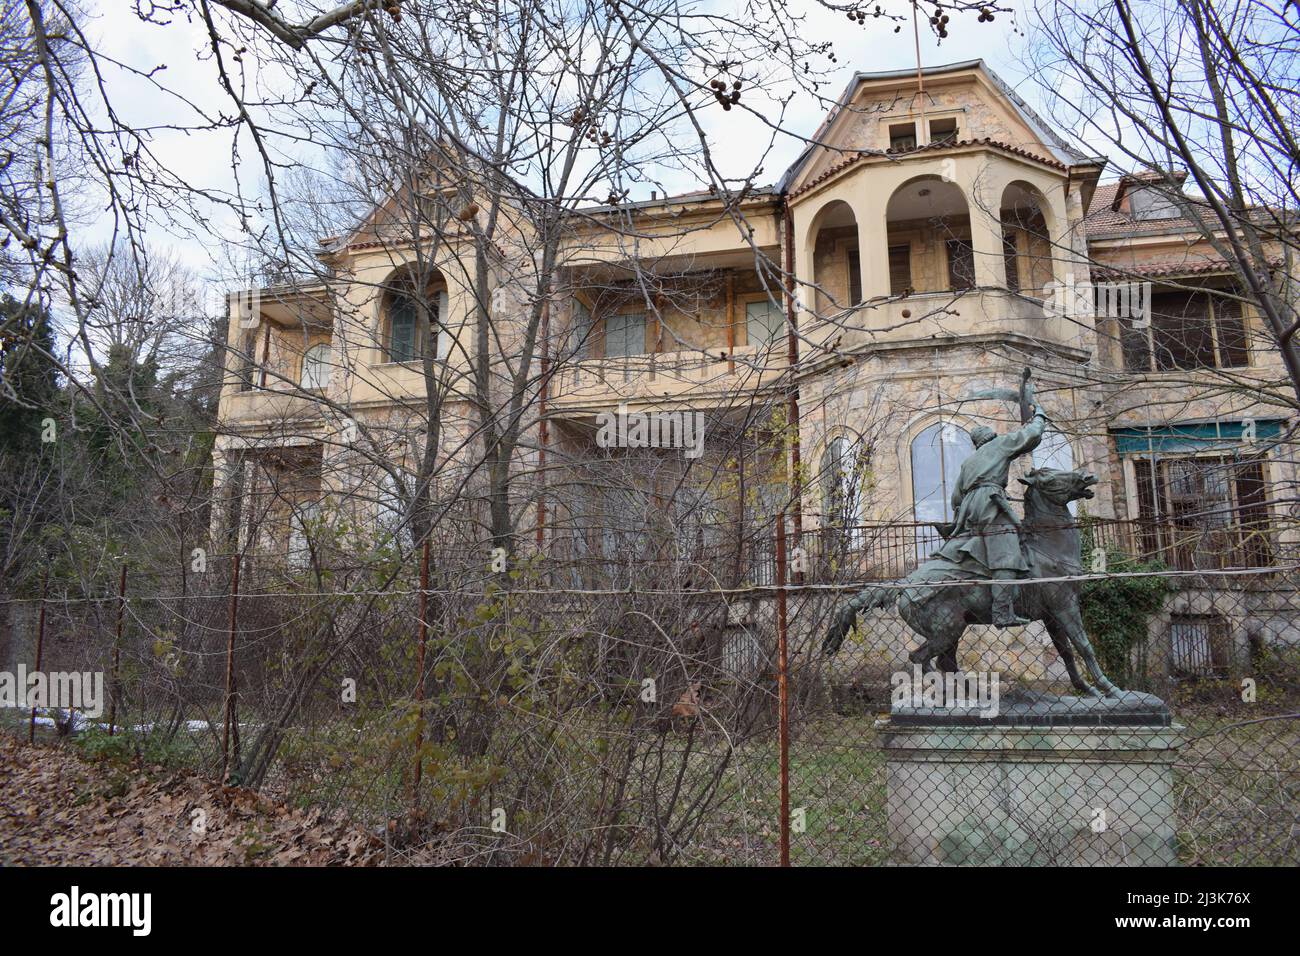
[823,370,1121,698]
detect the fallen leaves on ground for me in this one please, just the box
[0,735,393,866]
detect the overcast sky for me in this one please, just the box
[79,1,1081,276]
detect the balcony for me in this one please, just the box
[549,345,788,410]
[221,388,325,427]
[813,289,1072,353]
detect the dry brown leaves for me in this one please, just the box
[0,736,388,866]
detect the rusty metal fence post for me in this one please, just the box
[28,569,49,743]
[222,553,241,783]
[775,512,790,867]
[107,563,127,736]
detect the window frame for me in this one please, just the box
[300,342,331,392]
[1119,285,1251,373]
[741,293,785,348]
[944,237,976,291]
[1127,449,1273,569]
[846,246,862,305]
[1001,229,1021,293]
[928,116,958,146]
[888,243,913,297]
[820,433,870,552]
[384,286,450,365]
[888,121,918,151]
[910,422,975,559]
[602,310,648,358]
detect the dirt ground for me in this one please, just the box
[0,735,394,865]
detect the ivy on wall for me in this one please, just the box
[1078,543,1173,688]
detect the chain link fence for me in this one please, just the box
[2,511,1297,865]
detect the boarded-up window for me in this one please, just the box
[1170,615,1228,677]
[946,238,975,290]
[1002,231,1020,293]
[889,244,912,296]
[745,299,783,345]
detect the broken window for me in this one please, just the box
[1122,288,1250,372]
[1132,453,1272,569]
[888,122,917,151]
[929,117,958,145]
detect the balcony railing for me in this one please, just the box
[540,515,1291,590]
[550,346,786,404]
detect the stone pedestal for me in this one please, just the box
[881,721,1183,865]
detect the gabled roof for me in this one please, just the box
[777,59,1103,193]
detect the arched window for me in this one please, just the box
[1032,428,1078,514]
[911,423,974,556]
[821,435,868,550]
[821,436,866,523]
[301,343,330,391]
[387,288,449,362]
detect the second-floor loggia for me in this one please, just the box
[793,148,1079,354]
[549,263,791,409]
[225,282,335,424]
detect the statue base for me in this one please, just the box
[890,689,1171,727]
[880,717,1182,865]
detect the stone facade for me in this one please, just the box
[211,59,1299,665]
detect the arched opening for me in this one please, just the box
[886,177,973,296]
[910,422,974,558]
[807,200,862,316]
[300,342,331,391]
[1032,428,1078,515]
[381,264,450,363]
[1000,182,1054,298]
[820,433,869,551]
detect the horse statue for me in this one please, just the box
[822,466,1120,699]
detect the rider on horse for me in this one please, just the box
[934,381,1047,627]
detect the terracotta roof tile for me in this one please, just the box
[1085,182,1204,236]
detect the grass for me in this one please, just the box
[3,699,1295,866]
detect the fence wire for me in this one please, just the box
[1,516,1297,866]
